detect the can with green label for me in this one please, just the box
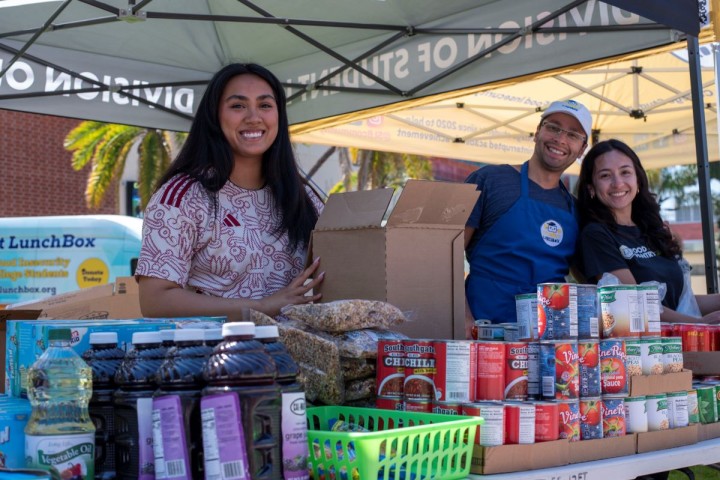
[695,385,718,424]
[687,389,699,424]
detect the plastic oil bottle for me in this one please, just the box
[25,327,96,480]
[82,331,126,480]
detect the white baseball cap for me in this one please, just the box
[540,99,592,141]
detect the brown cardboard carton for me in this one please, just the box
[636,424,698,453]
[628,370,693,396]
[470,440,569,475]
[568,435,636,463]
[683,352,720,376]
[697,422,720,442]
[309,180,479,339]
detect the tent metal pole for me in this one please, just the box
[688,35,719,294]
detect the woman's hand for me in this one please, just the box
[259,257,324,316]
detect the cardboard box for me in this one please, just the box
[568,435,636,463]
[683,352,720,376]
[697,422,720,442]
[470,439,569,475]
[636,424,698,453]
[628,370,693,396]
[6,276,141,320]
[309,180,479,340]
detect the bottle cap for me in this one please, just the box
[174,328,205,342]
[48,328,71,341]
[221,321,255,338]
[89,332,118,345]
[254,325,279,340]
[160,329,175,343]
[204,328,223,342]
[132,331,162,345]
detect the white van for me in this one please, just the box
[0,214,142,305]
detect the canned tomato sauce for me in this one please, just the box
[534,401,560,442]
[578,341,601,398]
[576,284,599,339]
[402,339,436,400]
[539,341,579,400]
[601,396,626,437]
[505,342,529,400]
[558,400,580,442]
[600,339,628,396]
[579,397,603,440]
[476,341,506,401]
[433,340,475,402]
[376,339,405,397]
[537,283,578,340]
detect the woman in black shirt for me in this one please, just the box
[576,139,720,324]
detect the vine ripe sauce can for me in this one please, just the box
[558,400,581,442]
[539,341,579,400]
[599,339,629,396]
[579,397,603,440]
[537,283,578,340]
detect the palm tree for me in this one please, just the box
[65,121,186,209]
[330,148,434,193]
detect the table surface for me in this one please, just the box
[467,437,720,480]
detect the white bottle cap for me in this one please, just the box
[89,332,118,345]
[160,329,175,343]
[132,331,162,345]
[221,321,255,338]
[174,328,206,342]
[254,325,279,340]
[204,328,223,342]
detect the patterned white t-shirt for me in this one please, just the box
[135,174,324,299]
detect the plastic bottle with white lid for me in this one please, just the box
[201,322,282,480]
[152,329,213,479]
[255,325,309,480]
[203,328,223,348]
[25,328,96,479]
[114,330,167,480]
[82,331,126,480]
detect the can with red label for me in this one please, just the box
[376,339,405,397]
[600,339,628,396]
[403,339,436,400]
[504,401,535,444]
[578,340,601,398]
[505,342,529,400]
[676,323,699,352]
[463,402,505,446]
[579,397,603,440]
[660,323,676,338]
[476,341,506,401]
[432,400,462,415]
[404,399,433,413]
[433,340,475,403]
[376,396,404,411]
[534,401,560,442]
[537,283,578,340]
[539,341,579,400]
[527,342,541,399]
[558,400,581,442]
[602,396,627,437]
[697,324,711,352]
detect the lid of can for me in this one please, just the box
[254,325,279,339]
[89,331,118,344]
[174,328,205,342]
[222,321,255,338]
[132,331,162,345]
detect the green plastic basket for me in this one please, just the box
[306,406,483,480]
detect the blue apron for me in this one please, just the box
[466,162,578,323]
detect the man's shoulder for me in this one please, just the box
[466,164,519,184]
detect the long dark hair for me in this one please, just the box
[576,139,681,258]
[155,63,319,249]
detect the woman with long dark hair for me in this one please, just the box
[577,138,720,323]
[135,63,324,318]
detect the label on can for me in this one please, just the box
[598,285,642,338]
[641,337,664,375]
[463,402,505,446]
[540,341,579,400]
[637,285,661,337]
[687,390,699,424]
[505,342,529,400]
[433,340,475,402]
[624,396,648,433]
[476,341,506,401]
[577,284,599,339]
[404,399,433,413]
[534,402,560,442]
[503,324,520,342]
[557,400,580,442]
[667,391,689,429]
[600,339,628,396]
[578,341,601,398]
[504,402,535,444]
[677,323,699,352]
[376,340,405,397]
[624,339,643,377]
[579,397,603,440]
[646,394,669,431]
[477,324,506,341]
[375,396,404,411]
[662,337,684,374]
[601,396,626,437]
[25,433,95,480]
[537,283,578,340]
[432,400,462,415]
[515,292,538,340]
[527,342,541,399]
[696,385,718,424]
[403,340,435,400]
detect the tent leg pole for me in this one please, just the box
[688,35,718,294]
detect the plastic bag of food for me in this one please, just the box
[280,299,407,332]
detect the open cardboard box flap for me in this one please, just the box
[315,188,393,230]
[386,180,479,227]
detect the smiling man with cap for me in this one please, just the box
[463,99,592,337]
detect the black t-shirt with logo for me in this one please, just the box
[579,222,683,310]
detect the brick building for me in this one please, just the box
[1,110,118,217]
